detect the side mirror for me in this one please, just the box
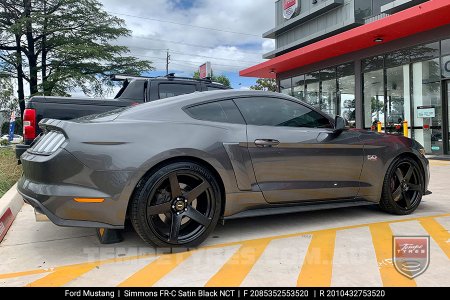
[334,116,346,131]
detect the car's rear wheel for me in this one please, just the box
[130,161,222,248]
[380,156,424,215]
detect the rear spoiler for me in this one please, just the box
[39,119,68,133]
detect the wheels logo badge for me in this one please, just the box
[393,236,430,279]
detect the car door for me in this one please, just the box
[234,96,365,204]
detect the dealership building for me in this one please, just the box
[241,0,450,155]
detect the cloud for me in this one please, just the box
[99,0,275,83]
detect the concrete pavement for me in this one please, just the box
[0,160,449,287]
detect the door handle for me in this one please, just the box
[254,139,280,147]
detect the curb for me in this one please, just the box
[0,184,23,242]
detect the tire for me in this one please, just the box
[380,156,424,215]
[130,161,222,248]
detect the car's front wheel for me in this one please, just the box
[380,156,424,215]
[130,161,222,248]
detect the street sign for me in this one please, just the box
[417,106,435,118]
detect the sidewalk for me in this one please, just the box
[0,184,23,242]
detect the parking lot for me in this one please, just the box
[0,160,449,287]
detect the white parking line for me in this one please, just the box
[332,227,382,287]
[154,245,240,287]
[66,257,158,287]
[241,235,312,287]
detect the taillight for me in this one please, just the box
[23,108,37,141]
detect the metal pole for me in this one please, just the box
[166,50,170,75]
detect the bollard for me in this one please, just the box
[377,121,382,133]
[403,121,408,137]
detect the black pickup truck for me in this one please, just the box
[17,75,228,159]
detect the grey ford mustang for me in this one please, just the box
[18,90,430,247]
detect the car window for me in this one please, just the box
[186,100,245,124]
[159,83,197,99]
[234,97,332,128]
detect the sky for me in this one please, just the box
[97,0,276,92]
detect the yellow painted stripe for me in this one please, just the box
[27,264,97,287]
[205,239,270,287]
[118,251,192,287]
[420,218,450,259]
[297,230,336,287]
[0,252,155,280]
[0,269,49,280]
[1,213,449,282]
[369,223,416,287]
[74,198,105,203]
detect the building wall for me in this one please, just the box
[276,0,354,47]
[265,0,429,58]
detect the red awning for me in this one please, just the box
[240,0,450,79]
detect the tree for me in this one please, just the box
[0,0,152,116]
[193,71,231,87]
[250,78,277,92]
[0,77,18,119]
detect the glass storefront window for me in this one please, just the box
[412,58,442,155]
[448,82,450,153]
[364,69,385,129]
[386,65,410,135]
[362,55,384,72]
[339,74,356,128]
[442,39,450,56]
[280,78,293,96]
[293,75,305,102]
[372,0,392,15]
[320,68,337,116]
[442,55,450,79]
[385,50,410,68]
[305,72,320,109]
[355,0,372,20]
[410,42,440,63]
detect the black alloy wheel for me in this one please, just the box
[130,162,221,247]
[380,156,424,215]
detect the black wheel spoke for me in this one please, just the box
[186,207,210,226]
[392,186,402,202]
[169,173,182,198]
[404,165,414,182]
[169,214,182,242]
[403,192,411,208]
[408,184,422,191]
[186,181,209,204]
[395,168,404,182]
[147,201,171,216]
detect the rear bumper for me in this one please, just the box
[17,148,133,228]
[19,189,122,229]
